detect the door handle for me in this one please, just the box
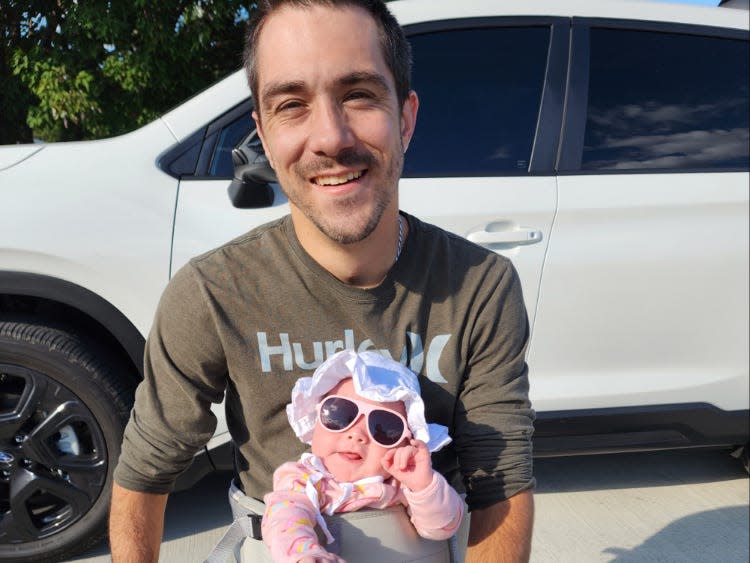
[467,227,543,246]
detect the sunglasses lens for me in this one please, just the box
[368,410,405,446]
[320,397,358,431]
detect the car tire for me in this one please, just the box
[0,320,136,563]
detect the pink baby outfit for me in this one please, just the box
[262,453,464,562]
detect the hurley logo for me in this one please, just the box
[256,329,451,383]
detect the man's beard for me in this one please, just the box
[309,192,390,244]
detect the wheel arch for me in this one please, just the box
[0,271,145,381]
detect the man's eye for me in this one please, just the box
[346,91,373,101]
[277,100,303,112]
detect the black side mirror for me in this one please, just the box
[228,130,278,209]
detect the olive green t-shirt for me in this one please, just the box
[114,213,535,510]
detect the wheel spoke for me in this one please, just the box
[0,468,92,542]
[0,369,48,442]
[23,400,106,471]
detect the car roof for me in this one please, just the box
[389,0,748,31]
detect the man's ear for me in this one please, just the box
[400,90,419,153]
[252,110,275,169]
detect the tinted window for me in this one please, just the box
[583,29,750,171]
[404,26,550,177]
[209,111,253,177]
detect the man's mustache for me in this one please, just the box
[296,149,376,177]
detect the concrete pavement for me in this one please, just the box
[68,449,749,563]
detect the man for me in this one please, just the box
[110,1,535,561]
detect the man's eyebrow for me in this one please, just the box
[337,71,391,93]
[260,80,307,109]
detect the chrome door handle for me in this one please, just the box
[467,227,543,246]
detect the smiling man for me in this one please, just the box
[251,2,416,288]
[110,1,535,562]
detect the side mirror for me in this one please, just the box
[227,130,278,209]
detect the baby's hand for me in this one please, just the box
[381,439,433,492]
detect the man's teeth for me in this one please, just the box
[314,170,364,186]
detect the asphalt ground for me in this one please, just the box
[67,449,749,563]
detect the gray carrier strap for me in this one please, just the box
[205,481,469,563]
[204,483,267,563]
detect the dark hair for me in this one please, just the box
[243,0,412,109]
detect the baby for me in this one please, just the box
[261,350,464,562]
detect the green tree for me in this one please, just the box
[1,0,249,144]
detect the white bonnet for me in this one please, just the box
[287,349,451,452]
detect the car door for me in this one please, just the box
[398,19,566,329]
[530,21,750,414]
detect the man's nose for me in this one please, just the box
[308,100,355,156]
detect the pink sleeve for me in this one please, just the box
[261,463,330,562]
[402,471,465,540]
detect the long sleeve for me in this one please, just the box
[262,463,330,562]
[115,264,227,493]
[403,471,464,540]
[453,259,535,508]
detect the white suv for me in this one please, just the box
[1,1,748,561]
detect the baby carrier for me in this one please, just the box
[204,480,469,563]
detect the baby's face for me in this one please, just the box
[311,378,408,482]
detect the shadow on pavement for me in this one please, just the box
[534,449,747,493]
[603,506,749,562]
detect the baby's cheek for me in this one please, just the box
[311,424,335,456]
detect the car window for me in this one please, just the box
[582,28,750,171]
[208,111,254,177]
[403,26,551,177]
